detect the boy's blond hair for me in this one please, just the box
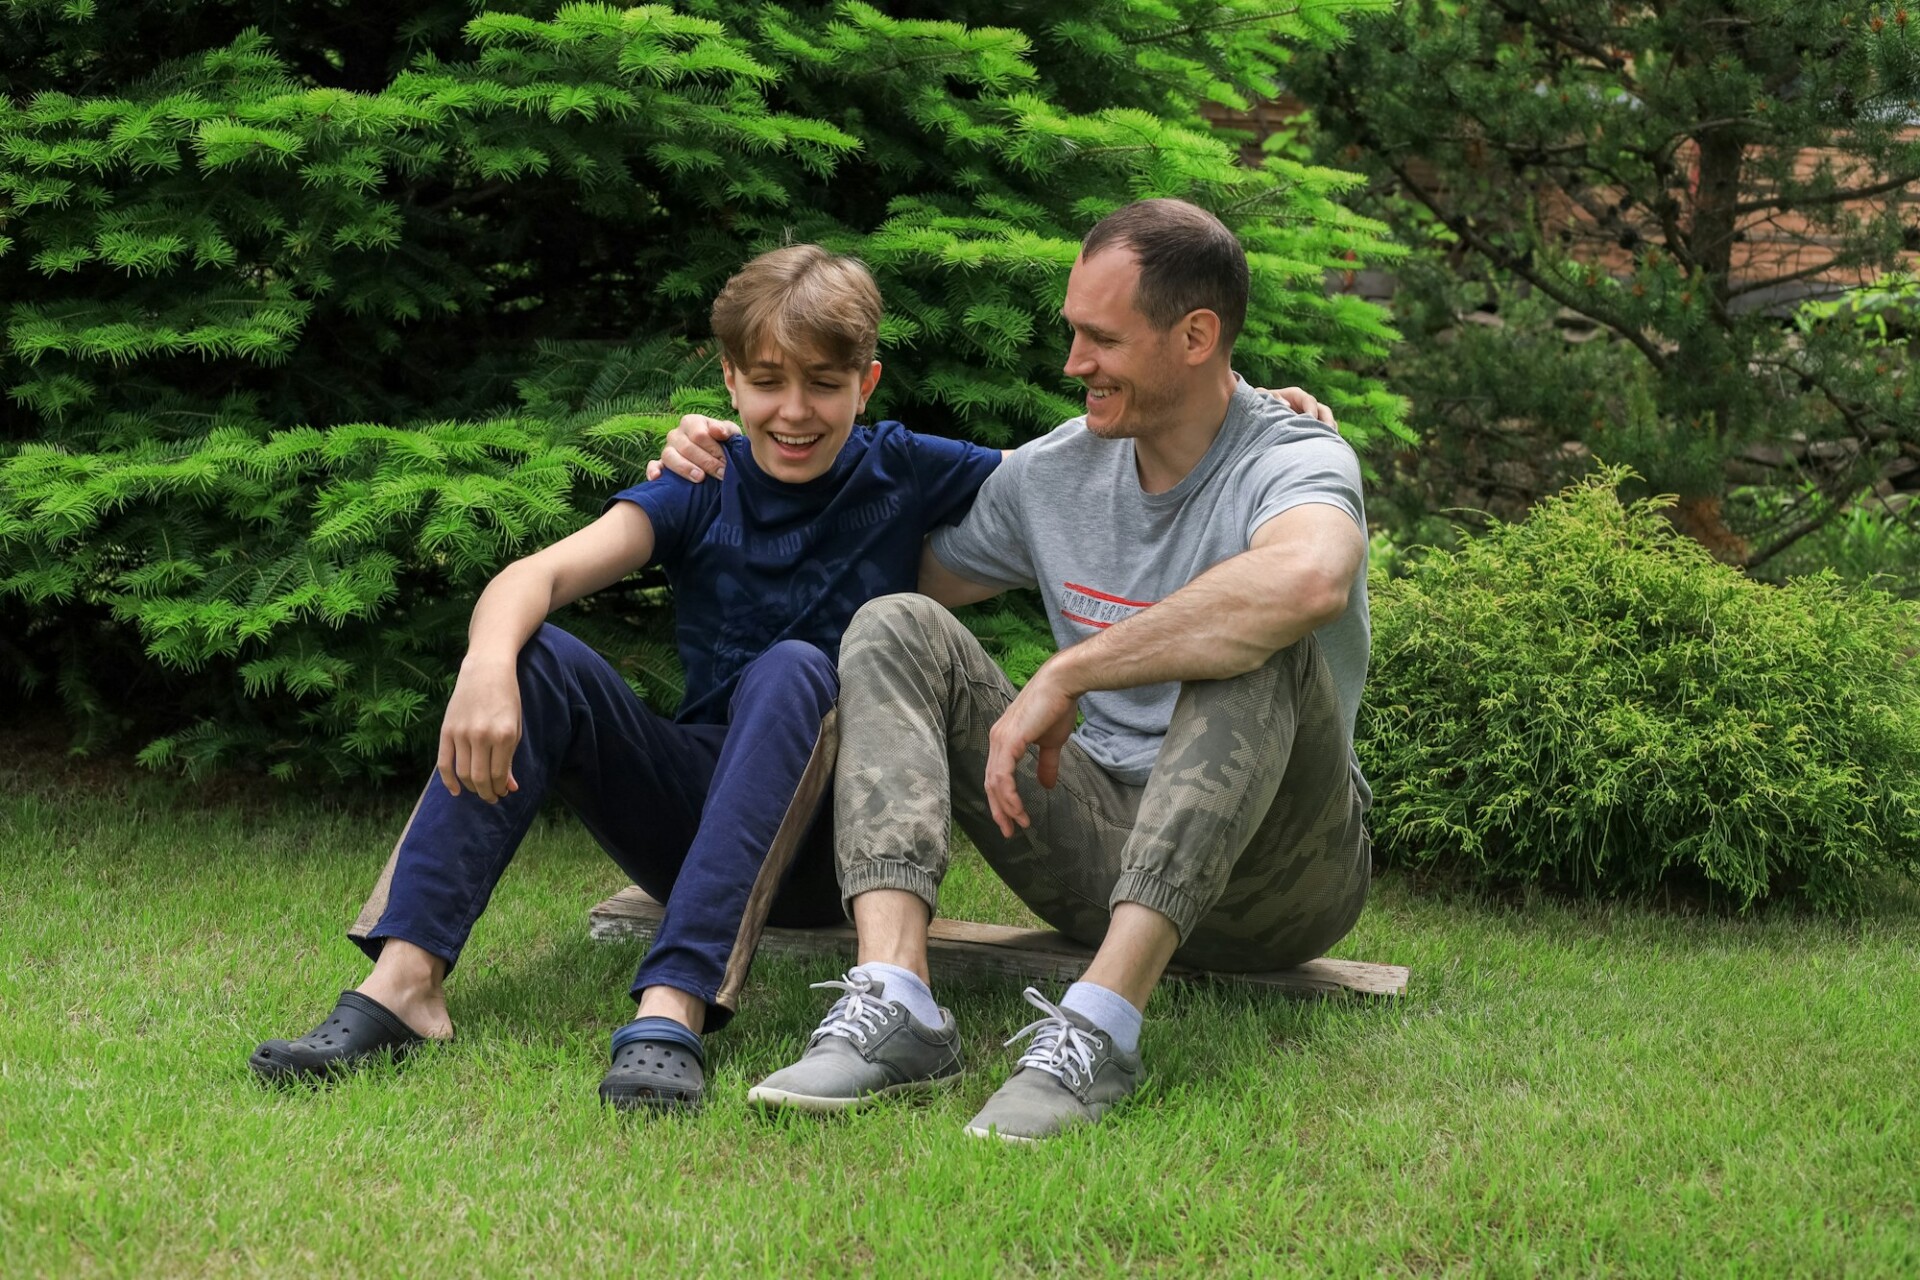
[710,244,882,371]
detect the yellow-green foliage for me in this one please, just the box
[1360,470,1920,911]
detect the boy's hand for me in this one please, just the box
[436,661,523,804]
[1255,385,1337,430]
[645,414,740,483]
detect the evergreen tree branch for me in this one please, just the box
[1732,170,1920,217]
[1486,0,1639,92]
[1382,152,1672,372]
[1723,253,1871,301]
[1744,480,1868,570]
[1118,4,1311,46]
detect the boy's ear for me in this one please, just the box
[858,360,882,410]
[720,357,740,409]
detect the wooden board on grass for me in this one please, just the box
[589,885,1408,1000]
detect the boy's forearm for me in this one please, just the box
[462,561,559,670]
[454,505,658,673]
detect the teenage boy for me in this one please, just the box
[248,244,1002,1113]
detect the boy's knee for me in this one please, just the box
[516,623,591,682]
[739,639,838,706]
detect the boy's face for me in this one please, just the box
[722,348,882,484]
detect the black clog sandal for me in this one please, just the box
[249,990,429,1084]
[599,1023,706,1114]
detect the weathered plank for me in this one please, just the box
[590,885,1407,1000]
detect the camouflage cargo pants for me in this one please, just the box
[835,594,1371,971]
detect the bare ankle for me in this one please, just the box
[633,986,706,1034]
[362,939,446,997]
[356,940,453,1039]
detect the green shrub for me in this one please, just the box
[1359,469,1920,911]
[0,1,1406,778]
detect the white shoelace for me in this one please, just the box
[807,971,892,1048]
[1004,986,1099,1090]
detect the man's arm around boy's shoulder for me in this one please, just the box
[645,413,1012,608]
[437,503,657,806]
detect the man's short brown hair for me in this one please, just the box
[710,244,882,370]
[1081,198,1249,351]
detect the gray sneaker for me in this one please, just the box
[747,970,964,1112]
[964,987,1142,1142]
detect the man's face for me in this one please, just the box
[1060,248,1187,439]
[722,348,881,484]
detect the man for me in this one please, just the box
[665,198,1373,1140]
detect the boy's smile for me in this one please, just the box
[723,348,883,484]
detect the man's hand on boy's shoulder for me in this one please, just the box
[1254,385,1337,430]
[647,414,740,484]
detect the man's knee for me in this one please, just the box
[843,592,951,657]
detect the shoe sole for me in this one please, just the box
[747,1072,959,1114]
[963,1123,1040,1144]
[963,1095,1128,1143]
[956,1128,1044,1143]
[600,1085,703,1115]
[247,1042,424,1085]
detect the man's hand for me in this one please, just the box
[1256,385,1337,430]
[645,414,740,483]
[436,660,523,804]
[984,664,1079,838]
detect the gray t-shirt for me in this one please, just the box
[930,378,1371,805]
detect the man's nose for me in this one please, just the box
[1063,335,1094,378]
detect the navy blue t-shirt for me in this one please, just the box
[608,422,1001,725]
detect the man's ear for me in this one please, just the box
[1177,310,1223,366]
[858,359,882,410]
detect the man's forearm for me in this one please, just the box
[1045,545,1349,697]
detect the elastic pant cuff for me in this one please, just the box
[838,860,941,922]
[1111,872,1203,942]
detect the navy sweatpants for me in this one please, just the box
[348,625,843,1030]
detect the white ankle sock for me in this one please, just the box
[853,962,942,1028]
[1060,981,1142,1054]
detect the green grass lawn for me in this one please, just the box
[4,751,1917,1278]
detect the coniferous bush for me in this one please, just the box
[1,1,1405,777]
[1360,469,1920,911]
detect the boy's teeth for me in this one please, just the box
[772,432,819,446]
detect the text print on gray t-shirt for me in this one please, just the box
[929,379,1372,806]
